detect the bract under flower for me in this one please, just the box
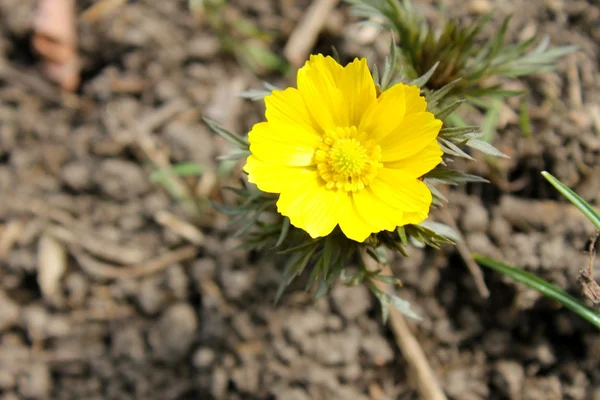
[243,54,443,242]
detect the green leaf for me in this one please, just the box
[481,99,502,142]
[466,138,509,158]
[519,96,532,138]
[541,171,600,230]
[474,254,600,329]
[372,274,402,286]
[149,163,205,190]
[439,137,474,160]
[419,221,460,243]
[274,217,291,248]
[204,118,250,150]
[435,99,466,121]
[380,36,398,91]
[275,247,317,303]
[408,61,439,88]
[425,167,489,185]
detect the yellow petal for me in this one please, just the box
[265,87,320,135]
[370,168,432,213]
[337,58,377,127]
[399,211,428,226]
[353,189,403,232]
[297,55,376,131]
[384,139,443,177]
[403,84,427,115]
[297,55,344,132]
[359,82,407,142]
[277,183,342,238]
[337,195,377,242]
[379,112,442,161]
[243,156,316,193]
[248,122,317,167]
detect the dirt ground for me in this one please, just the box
[0,0,599,399]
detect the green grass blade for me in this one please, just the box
[541,171,600,230]
[474,254,600,329]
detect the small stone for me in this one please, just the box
[302,329,360,366]
[284,310,327,344]
[461,198,489,233]
[21,305,49,342]
[231,364,260,393]
[360,335,394,366]
[188,35,220,59]
[61,161,92,191]
[0,369,16,390]
[192,348,215,368]
[220,269,254,300]
[489,214,512,246]
[273,339,299,364]
[271,387,310,400]
[111,326,146,361]
[210,367,229,399]
[148,303,199,363]
[493,360,524,399]
[63,272,88,308]
[165,264,188,300]
[331,284,371,320]
[231,312,256,340]
[17,363,51,399]
[523,376,561,400]
[95,159,150,201]
[136,277,166,315]
[0,290,19,331]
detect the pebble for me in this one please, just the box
[17,363,51,400]
[331,284,371,320]
[192,348,216,368]
[523,376,562,400]
[165,264,189,300]
[461,199,489,233]
[231,363,261,393]
[493,360,524,399]
[148,303,199,363]
[360,335,394,366]
[136,277,166,315]
[220,269,254,300]
[61,161,92,191]
[95,159,150,201]
[301,329,360,366]
[0,290,19,331]
[0,369,16,390]
[111,326,146,361]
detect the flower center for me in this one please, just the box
[314,126,382,192]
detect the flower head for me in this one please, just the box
[243,54,443,242]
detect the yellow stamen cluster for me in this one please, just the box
[315,126,382,192]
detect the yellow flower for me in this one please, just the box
[243,54,443,242]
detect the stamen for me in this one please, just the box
[315,126,382,192]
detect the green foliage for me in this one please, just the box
[474,254,600,329]
[542,171,600,230]
[189,0,288,74]
[347,0,576,98]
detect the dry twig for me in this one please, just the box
[364,255,448,400]
[72,245,198,280]
[283,0,339,67]
[578,231,600,308]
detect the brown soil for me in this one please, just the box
[0,0,599,399]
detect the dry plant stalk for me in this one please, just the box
[578,231,600,308]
